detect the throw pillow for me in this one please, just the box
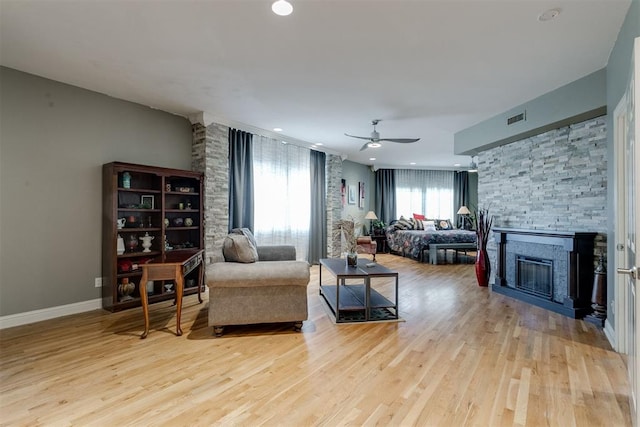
[230,227,258,248]
[435,219,453,230]
[395,216,413,230]
[223,234,258,263]
[413,213,426,220]
[424,221,437,231]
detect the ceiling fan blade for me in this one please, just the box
[378,138,420,143]
[345,133,377,141]
[359,142,370,151]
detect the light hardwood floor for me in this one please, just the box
[0,254,632,426]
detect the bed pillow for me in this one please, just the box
[412,218,424,230]
[435,219,453,230]
[413,213,426,220]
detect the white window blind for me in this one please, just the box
[395,169,454,221]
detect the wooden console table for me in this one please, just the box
[139,249,204,338]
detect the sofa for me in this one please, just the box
[206,231,310,336]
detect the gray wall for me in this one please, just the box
[341,160,375,234]
[606,0,639,330]
[454,69,606,156]
[0,67,193,316]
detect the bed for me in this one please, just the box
[385,227,477,260]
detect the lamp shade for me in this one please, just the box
[457,206,471,215]
[364,211,378,220]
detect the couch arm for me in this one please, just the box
[257,245,296,261]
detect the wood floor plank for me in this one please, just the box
[0,253,632,426]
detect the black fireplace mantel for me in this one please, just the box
[492,228,597,318]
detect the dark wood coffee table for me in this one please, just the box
[319,258,398,323]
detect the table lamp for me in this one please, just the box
[364,211,378,235]
[457,206,471,230]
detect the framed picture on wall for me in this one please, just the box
[358,182,365,208]
[348,185,357,204]
[341,179,346,207]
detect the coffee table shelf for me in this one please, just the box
[319,258,398,323]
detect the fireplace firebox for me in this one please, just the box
[492,228,596,318]
[516,256,553,299]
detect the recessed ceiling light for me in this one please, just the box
[538,8,561,22]
[409,162,416,165]
[273,127,283,132]
[454,163,461,167]
[272,0,293,16]
[369,157,376,161]
[281,140,288,144]
[315,143,323,146]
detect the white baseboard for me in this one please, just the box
[604,319,617,350]
[0,298,103,330]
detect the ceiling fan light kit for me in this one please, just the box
[345,119,420,151]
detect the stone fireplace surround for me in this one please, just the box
[492,228,596,318]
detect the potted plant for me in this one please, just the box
[372,220,386,236]
[473,208,493,286]
[334,219,360,267]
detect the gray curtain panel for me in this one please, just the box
[454,171,469,228]
[308,150,327,264]
[228,128,254,232]
[375,169,396,224]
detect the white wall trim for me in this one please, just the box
[604,319,617,350]
[0,299,103,329]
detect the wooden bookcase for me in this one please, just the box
[102,162,204,312]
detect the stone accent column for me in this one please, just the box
[326,154,343,257]
[192,122,229,264]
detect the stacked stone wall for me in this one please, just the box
[478,116,608,271]
[326,155,343,258]
[192,122,229,263]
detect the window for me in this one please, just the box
[252,135,310,260]
[395,169,454,221]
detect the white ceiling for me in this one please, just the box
[0,0,631,169]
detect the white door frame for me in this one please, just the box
[613,93,628,353]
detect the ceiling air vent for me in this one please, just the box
[507,111,526,125]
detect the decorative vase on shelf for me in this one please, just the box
[117,278,135,302]
[126,234,138,253]
[139,232,154,253]
[117,234,125,255]
[346,252,358,267]
[122,171,131,189]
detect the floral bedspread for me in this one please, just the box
[385,228,477,259]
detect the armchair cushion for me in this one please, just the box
[256,245,296,261]
[208,260,309,288]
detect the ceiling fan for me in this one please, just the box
[345,119,420,151]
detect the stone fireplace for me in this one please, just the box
[492,228,596,318]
